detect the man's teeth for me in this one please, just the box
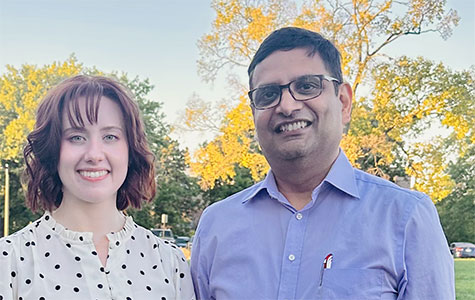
[279,121,309,133]
[79,170,108,178]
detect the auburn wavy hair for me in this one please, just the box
[23,75,156,211]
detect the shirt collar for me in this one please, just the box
[240,171,278,204]
[324,150,360,199]
[242,150,360,204]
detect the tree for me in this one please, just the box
[0,56,82,235]
[198,0,459,95]
[0,56,83,162]
[202,165,255,207]
[118,75,202,235]
[0,163,42,235]
[343,57,473,200]
[0,57,199,236]
[436,144,475,243]
[187,95,268,189]
[151,138,201,236]
[184,0,469,202]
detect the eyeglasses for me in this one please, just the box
[248,74,340,110]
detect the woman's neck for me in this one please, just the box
[51,199,125,236]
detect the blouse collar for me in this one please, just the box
[39,211,135,246]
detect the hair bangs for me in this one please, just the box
[63,82,103,129]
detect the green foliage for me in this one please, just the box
[0,162,42,235]
[116,75,170,153]
[152,140,201,236]
[437,144,475,244]
[125,203,156,230]
[345,57,474,200]
[120,75,201,236]
[203,165,255,206]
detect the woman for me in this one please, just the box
[0,75,195,300]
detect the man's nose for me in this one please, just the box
[274,88,304,116]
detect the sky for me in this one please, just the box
[1,0,474,151]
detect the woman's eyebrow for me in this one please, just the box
[62,127,86,134]
[100,126,125,132]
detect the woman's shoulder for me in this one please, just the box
[0,233,15,257]
[132,225,187,262]
[0,221,39,250]
[0,221,41,278]
[0,214,50,263]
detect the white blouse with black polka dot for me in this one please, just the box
[0,212,195,300]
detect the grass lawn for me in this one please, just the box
[455,259,475,300]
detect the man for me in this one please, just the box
[191,27,454,300]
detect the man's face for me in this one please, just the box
[251,48,352,165]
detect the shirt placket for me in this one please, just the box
[277,210,308,300]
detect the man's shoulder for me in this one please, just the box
[353,168,427,202]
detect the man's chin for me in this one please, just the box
[266,146,308,162]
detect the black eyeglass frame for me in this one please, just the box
[248,74,341,110]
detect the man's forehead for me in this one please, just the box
[250,48,326,87]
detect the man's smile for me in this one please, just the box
[275,120,312,133]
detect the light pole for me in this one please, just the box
[4,164,9,237]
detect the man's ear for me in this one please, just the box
[338,82,353,125]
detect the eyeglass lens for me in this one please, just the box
[252,75,324,109]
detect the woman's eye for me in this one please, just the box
[104,135,118,142]
[68,135,85,143]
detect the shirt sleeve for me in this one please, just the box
[398,196,455,300]
[170,245,196,300]
[190,215,211,300]
[0,238,16,300]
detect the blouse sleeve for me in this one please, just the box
[170,246,196,300]
[0,237,17,300]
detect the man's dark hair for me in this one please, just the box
[248,27,343,91]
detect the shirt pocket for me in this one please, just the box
[318,268,383,300]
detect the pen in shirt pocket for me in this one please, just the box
[319,253,333,286]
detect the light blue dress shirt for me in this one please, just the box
[191,151,455,300]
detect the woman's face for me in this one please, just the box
[57,96,129,207]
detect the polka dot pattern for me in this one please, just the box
[0,211,195,299]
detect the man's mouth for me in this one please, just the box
[78,170,109,178]
[276,121,311,133]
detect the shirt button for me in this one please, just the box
[288,254,295,261]
[296,213,303,220]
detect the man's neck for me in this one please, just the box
[270,151,339,210]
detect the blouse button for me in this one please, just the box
[295,213,303,220]
[288,254,295,261]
